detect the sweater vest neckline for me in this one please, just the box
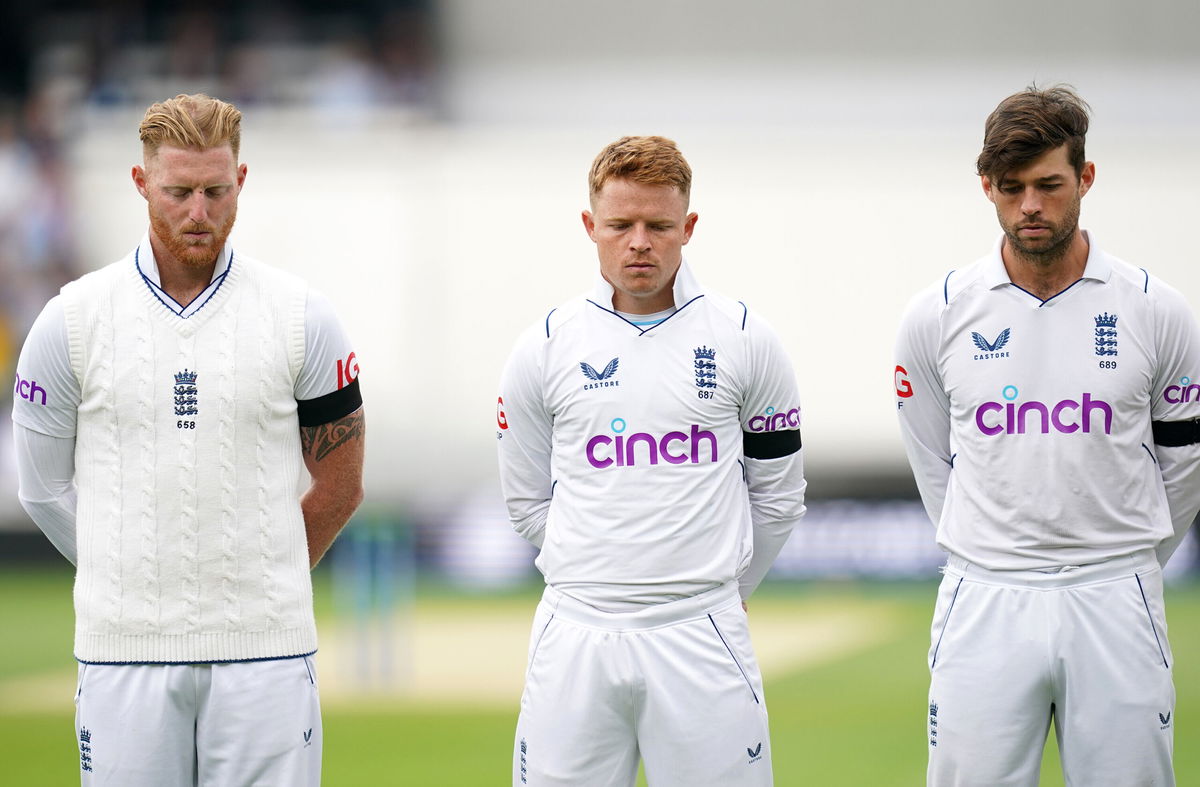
[132,250,242,335]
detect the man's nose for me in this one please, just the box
[187,192,209,223]
[1020,187,1042,215]
[629,225,651,251]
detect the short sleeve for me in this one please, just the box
[295,289,362,427]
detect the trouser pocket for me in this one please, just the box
[708,611,760,704]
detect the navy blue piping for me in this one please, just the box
[528,614,556,673]
[949,453,957,468]
[550,480,558,496]
[302,654,316,684]
[1009,277,1085,307]
[708,613,759,704]
[1142,443,1158,464]
[930,577,963,668]
[544,308,557,338]
[586,294,706,335]
[1140,268,1150,293]
[942,270,955,304]
[1135,573,1170,668]
[135,246,233,319]
[77,650,316,666]
[738,301,748,330]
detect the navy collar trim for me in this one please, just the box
[135,246,234,319]
[586,294,705,335]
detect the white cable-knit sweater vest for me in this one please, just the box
[61,252,316,663]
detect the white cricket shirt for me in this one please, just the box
[498,261,806,610]
[895,232,1200,570]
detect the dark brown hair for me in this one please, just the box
[977,85,1090,182]
[588,136,692,203]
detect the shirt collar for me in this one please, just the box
[982,229,1110,289]
[589,258,704,308]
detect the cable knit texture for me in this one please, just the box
[60,251,315,663]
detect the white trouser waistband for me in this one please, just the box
[541,581,741,631]
[944,548,1160,589]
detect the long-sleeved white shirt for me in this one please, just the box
[895,232,1200,570]
[497,261,806,610]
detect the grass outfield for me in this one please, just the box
[1,567,1198,785]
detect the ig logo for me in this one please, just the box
[336,352,359,390]
[895,365,914,404]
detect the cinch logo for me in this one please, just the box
[747,406,800,432]
[496,397,509,430]
[13,372,47,406]
[1163,376,1200,404]
[895,365,913,398]
[586,418,717,468]
[337,352,359,389]
[975,385,1112,436]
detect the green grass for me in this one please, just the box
[2,567,1199,785]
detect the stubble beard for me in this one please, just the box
[1002,196,1081,269]
[149,204,238,269]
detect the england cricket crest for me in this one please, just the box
[694,346,717,390]
[1094,312,1118,357]
[174,369,199,416]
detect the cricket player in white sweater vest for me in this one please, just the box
[497,136,806,786]
[11,94,365,786]
[896,85,1200,786]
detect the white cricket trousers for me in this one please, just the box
[74,656,322,786]
[927,549,1175,787]
[513,581,772,787]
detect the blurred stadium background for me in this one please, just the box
[1,1,1199,784]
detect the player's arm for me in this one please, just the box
[497,325,554,548]
[11,295,82,564]
[14,425,78,564]
[295,290,365,568]
[1148,283,1200,566]
[894,285,952,527]
[300,406,364,567]
[738,312,806,600]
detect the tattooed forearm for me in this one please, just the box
[301,409,365,462]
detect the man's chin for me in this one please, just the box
[1008,231,1066,259]
[171,234,227,266]
[173,246,219,268]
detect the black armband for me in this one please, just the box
[743,429,802,460]
[1152,417,1200,447]
[298,379,362,427]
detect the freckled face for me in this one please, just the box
[582,179,697,314]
